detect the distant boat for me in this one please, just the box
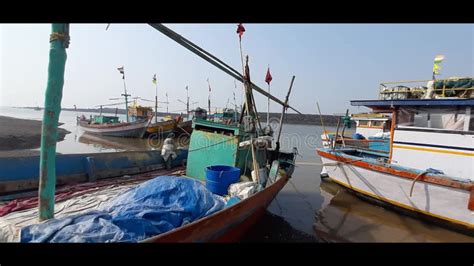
[146,119,176,137]
[33,106,41,111]
[175,119,192,135]
[143,110,177,137]
[78,115,150,138]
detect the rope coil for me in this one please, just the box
[50,32,70,48]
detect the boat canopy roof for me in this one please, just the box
[351,98,474,110]
[350,113,391,121]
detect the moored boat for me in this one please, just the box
[175,119,193,135]
[317,77,474,233]
[78,115,150,138]
[145,119,177,137]
[6,23,302,243]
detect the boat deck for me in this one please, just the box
[0,167,185,242]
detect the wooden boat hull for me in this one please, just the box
[317,148,474,232]
[0,150,188,198]
[143,174,289,242]
[79,120,149,138]
[145,120,176,136]
[174,120,193,135]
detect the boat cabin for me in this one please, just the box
[92,115,119,124]
[128,105,153,122]
[351,98,474,180]
[189,107,208,121]
[211,108,239,124]
[351,113,391,139]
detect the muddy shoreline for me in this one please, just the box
[0,116,70,156]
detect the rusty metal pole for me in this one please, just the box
[38,23,69,221]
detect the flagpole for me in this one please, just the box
[186,86,189,115]
[267,82,270,127]
[207,78,211,115]
[266,65,271,127]
[121,67,130,123]
[238,36,247,115]
[233,80,238,122]
[155,81,158,123]
[237,24,248,116]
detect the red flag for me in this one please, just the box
[265,67,272,84]
[236,23,245,40]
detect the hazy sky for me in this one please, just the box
[1,24,473,115]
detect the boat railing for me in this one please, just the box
[378,77,474,100]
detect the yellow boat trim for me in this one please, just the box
[392,144,474,157]
[328,177,474,229]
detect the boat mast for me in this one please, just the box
[275,76,296,152]
[207,78,212,115]
[155,75,158,123]
[120,66,130,123]
[233,81,238,122]
[186,86,189,115]
[38,23,69,221]
[147,24,302,115]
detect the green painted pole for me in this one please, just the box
[38,23,69,221]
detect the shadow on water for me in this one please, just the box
[241,211,319,242]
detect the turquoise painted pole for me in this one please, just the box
[38,24,69,221]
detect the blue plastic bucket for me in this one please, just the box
[205,165,241,195]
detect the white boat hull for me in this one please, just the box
[319,154,474,229]
[79,120,149,138]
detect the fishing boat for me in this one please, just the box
[78,103,155,138]
[321,112,391,152]
[78,115,150,138]
[317,76,474,233]
[4,23,303,243]
[175,118,193,135]
[174,90,201,136]
[146,116,177,137]
[210,108,239,124]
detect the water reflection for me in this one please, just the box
[315,178,474,242]
[77,132,190,152]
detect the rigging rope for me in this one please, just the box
[148,24,302,114]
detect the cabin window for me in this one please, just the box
[358,120,369,127]
[470,108,474,132]
[371,121,384,127]
[384,121,391,131]
[397,107,466,131]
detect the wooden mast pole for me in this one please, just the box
[38,23,69,221]
[275,76,296,152]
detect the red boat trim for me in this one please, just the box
[141,174,289,242]
[317,149,473,191]
[469,189,474,211]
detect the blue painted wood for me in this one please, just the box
[0,150,188,183]
[85,156,97,181]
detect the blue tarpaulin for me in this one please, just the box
[20,176,225,243]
